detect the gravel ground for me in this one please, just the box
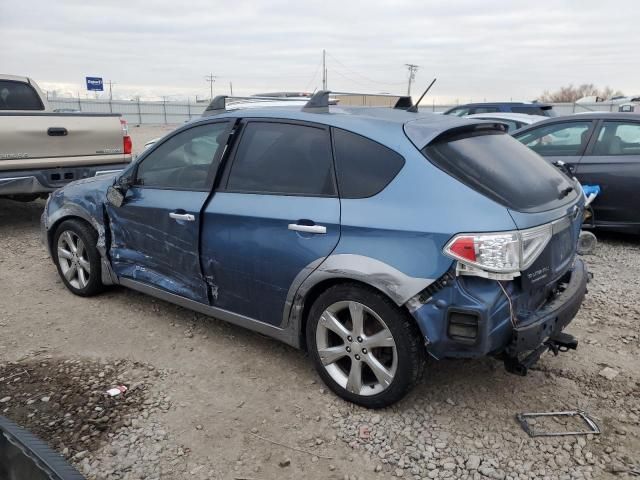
[0,126,638,479]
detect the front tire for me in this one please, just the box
[53,219,105,296]
[306,283,426,408]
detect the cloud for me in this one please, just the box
[1,0,638,102]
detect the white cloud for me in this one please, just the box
[1,0,638,102]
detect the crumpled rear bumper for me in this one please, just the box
[506,257,588,356]
[410,258,588,361]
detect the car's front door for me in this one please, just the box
[201,119,340,325]
[514,120,597,171]
[107,121,231,302]
[576,120,640,228]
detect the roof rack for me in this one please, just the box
[203,95,309,116]
[302,90,413,113]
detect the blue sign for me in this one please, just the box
[86,77,104,91]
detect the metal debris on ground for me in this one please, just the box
[516,410,601,437]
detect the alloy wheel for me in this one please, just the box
[315,301,398,396]
[57,231,91,289]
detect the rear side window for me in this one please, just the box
[332,128,405,198]
[0,80,44,110]
[422,132,576,212]
[592,121,640,156]
[227,122,335,196]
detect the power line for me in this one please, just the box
[304,52,324,91]
[326,52,406,87]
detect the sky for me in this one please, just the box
[1,0,638,103]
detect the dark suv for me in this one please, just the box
[444,102,556,117]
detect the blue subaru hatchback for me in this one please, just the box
[42,92,588,408]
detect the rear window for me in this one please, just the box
[511,106,555,117]
[0,80,44,110]
[422,132,577,212]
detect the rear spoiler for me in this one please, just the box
[404,119,508,150]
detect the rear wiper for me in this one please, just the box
[558,186,574,199]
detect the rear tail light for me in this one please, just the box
[120,119,132,155]
[123,135,132,155]
[444,224,552,278]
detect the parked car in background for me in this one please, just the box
[444,102,556,117]
[465,112,547,132]
[0,74,132,201]
[513,113,640,234]
[43,92,587,408]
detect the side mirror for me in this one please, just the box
[106,175,133,208]
[106,185,125,207]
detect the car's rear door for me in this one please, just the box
[513,119,597,171]
[107,121,231,302]
[575,119,640,228]
[201,119,340,325]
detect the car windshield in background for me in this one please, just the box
[422,131,576,212]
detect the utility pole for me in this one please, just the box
[205,73,217,100]
[405,64,418,96]
[322,49,327,90]
[106,80,116,100]
[229,81,233,96]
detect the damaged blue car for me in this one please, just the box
[42,92,588,408]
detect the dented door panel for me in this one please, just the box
[107,187,210,302]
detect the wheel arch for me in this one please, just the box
[46,205,117,286]
[290,254,435,351]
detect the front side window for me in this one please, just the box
[226,122,335,196]
[592,121,640,156]
[332,128,405,198]
[136,122,228,190]
[0,80,44,110]
[514,121,593,157]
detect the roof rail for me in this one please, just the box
[302,90,413,113]
[203,95,310,116]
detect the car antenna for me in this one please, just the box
[406,78,437,113]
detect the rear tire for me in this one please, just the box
[306,283,426,408]
[53,219,105,297]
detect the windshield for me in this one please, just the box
[422,131,577,212]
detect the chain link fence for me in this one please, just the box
[45,96,626,125]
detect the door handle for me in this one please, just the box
[169,212,195,222]
[47,127,68,136]
[288,223,327,234]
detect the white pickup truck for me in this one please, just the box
[0,74,132,201]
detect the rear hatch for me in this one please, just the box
[0,113,127,170]
[408,121,582,289]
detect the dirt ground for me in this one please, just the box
[0,126,638,479]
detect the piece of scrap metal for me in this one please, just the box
[516,410,601,437]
